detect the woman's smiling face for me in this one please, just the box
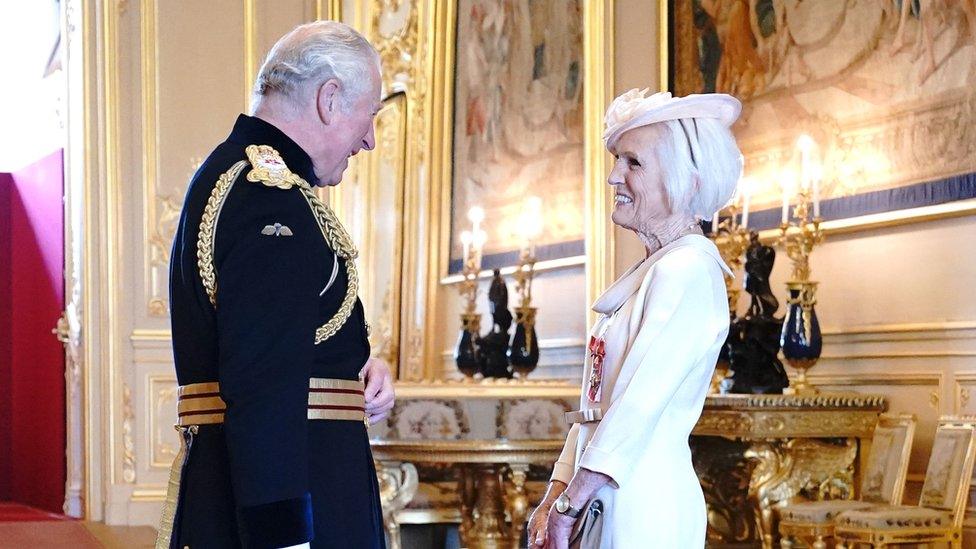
[607,124,673,233]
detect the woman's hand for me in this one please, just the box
[536,468,610,548]
[527,481,566,547]
[542,510,575,549]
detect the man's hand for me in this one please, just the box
[360,357,395,425]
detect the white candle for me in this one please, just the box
[712,212,719,233]
[742,186,750,229]
[472,229,487,270]
[460,230,472,264]
[812,175,821,219]
[797,134,815,192]
[782,178,790,224]
[468,206,485,235]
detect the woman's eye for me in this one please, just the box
[628,158,641,168]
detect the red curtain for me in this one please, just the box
[0,150,66,515]
[0,172,11,501]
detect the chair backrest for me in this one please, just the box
[859,413,916,504]
[919,416,976,529]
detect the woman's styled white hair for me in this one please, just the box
[652,118,743,219]
[251,21,380,112]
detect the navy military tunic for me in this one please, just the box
[167,115,385,548]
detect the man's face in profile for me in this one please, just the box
[315,67,383,187]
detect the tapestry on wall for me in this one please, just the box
[669,0,976,230]
[449,0,585,273]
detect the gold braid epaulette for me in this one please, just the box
[196,146,360,345]
[295,182,360,344]
[197,160,248,306]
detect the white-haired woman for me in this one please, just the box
[528,90,742,548]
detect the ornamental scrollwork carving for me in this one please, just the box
[122,384,136,483]
[744,438,858,548]
[376,460,419,549]
[371,0,418,92]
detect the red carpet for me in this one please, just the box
[0,522,101,548]
[0,502,72,522]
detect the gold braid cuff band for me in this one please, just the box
[196,146,360,345]
[156,377,367,547]
[175,378,367,425]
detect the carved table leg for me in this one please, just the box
[376,461,419,549]
[458,465,477,547]
[505,464,530,549]
[745,441,793,549]
[691,437,755,543]
[465,464,512,549]
[745,438,858,549]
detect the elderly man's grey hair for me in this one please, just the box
[654,118,742,219]
[251,21,380,113]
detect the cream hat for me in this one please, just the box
[603,89,741,149]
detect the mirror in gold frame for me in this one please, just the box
[334,92,408,375]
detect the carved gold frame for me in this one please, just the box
[658,2,976,238]
[359,93,409,371]
[334,0,614,382]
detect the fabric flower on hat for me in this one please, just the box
[605,88,653,128]
[604,89,677,143]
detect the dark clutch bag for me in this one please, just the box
[568,499,604,549]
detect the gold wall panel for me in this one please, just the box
[147,375,179,469]
[334,93,409,370]
[144,0,246,319]
[334,0,431,380]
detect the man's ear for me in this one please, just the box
[316,79,341,125]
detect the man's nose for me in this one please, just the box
[363,124,376,151]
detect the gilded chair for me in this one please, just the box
[835,416,976,549]
[778,414,916,549]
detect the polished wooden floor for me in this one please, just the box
[0,522,156,548]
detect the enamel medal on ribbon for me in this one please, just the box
[586,315,613,403]
[586,336,605,403]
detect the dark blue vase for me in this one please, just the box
[508,307,539,378]
[780,282,822,394]
[455,315,481,378]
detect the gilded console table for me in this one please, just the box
[693,393,888,549]
[371,439,562,549]
[370,383,886,549]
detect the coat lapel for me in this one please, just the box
[591,234,732,316]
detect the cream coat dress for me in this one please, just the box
[551,234,732,548]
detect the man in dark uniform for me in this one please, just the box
[158,21,394,549]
